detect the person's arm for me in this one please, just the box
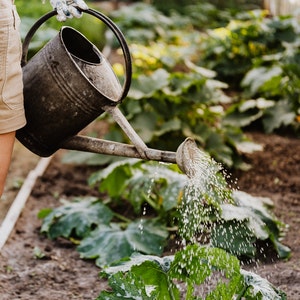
[0,132,15,197]
[49,0,88,21]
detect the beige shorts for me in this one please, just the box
[0,4,26,134]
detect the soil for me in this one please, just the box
[0,131,299,299]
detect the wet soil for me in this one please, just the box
[0,131,299,299]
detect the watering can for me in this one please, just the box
[16,9,198,176]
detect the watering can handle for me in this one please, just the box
[21,8,132,102]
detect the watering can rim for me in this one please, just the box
[60,26,103,66]
[58,25,122,103]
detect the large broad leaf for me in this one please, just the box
[99,246,286,300]
[40,197,113,239]
[103,253,173,275]
[154,118,182,137]
[211,218,257,257]
[223,107,263,128]
[130,260,180,299]
[160,180,186,211]
[101,246,242,299]
[88,158,141,198]
[99,259,180,300]
[233,191,291,259]
[126,163,186,213]
[97,271,154,300]
[263,99,296,133]
[212,202,267,257]
[170,245,243,299]
[129,69,170,99]
[130,111,157,142]
[171,245,241,283]
[241,269,287,300]
[223,98,274,128]
[220,204,269,240]
[212,191,291,258]
[77,219,168,267]
[241,66,282,96]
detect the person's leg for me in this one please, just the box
[0,131,15,197]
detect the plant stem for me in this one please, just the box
[113,212,131,223]
[235,285,248,300]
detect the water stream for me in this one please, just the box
[178,147,233,245]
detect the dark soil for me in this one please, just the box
[0,131,299,299]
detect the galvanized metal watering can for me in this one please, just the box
[16,9,198,175]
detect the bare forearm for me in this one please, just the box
[0,131,15,197]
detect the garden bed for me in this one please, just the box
[0,131,299,299]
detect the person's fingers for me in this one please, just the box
[68,5,82,19]
[72,0,88,10]
[50,0,88,21]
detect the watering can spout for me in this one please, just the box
[60,102,200,176]
[61,135,198,177]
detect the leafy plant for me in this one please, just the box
[39,196,113,239]
[39,159,290,267]
[212,191,290,259]
[198,10,296,84]
[239,46,299,133]
[88,159,185,216]
[78,219,168,267]
[104,64,257,169]
[97,244,286,299]
[103,3,284,169]
[198,10,300,133]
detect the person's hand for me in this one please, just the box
[50,0,88,22]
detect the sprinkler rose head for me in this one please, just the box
[176,138,203,178]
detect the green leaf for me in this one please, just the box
[131,261,180,299]
[223,99,265,128]
[40,197,113,239]
[272,240,291,260]
[160,180,186,211]
[211,219,257,257]
[101,255,179,299]
[170,245,242,298]
[212,191,291,259]
[130,111,157,142]
[99,259,180,299]
[154,118,182,137]
[241,269,287,300]
[242,66,282,95]
[99,245,286,300]
[97,271,154,300]
[126,163,186,213]
[224,109,262,129]
[129,69,169,99]
[37,208,52,219]
[102,246,243,299]
[88,159,141,197]
[78,219,168,267]
[103,253,173,275]
[263,99,296,133]
[234,191,291,259]
[235,140,263,154]
[220,204,269,240]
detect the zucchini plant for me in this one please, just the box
[39,159,290,267]
[97,245,287,299]
[199,9,300,134]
